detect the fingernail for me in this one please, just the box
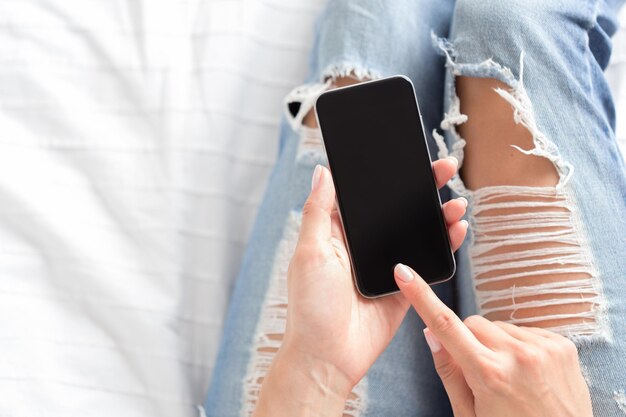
[447,156,459,168]
[311,165,323,191]
[423,328,442,353]
[459,197,468,208]
[395,263,414,282]
[461,219,469,229]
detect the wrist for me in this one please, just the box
[253,342,353,417]
[279,341,355,400]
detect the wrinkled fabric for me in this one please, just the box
[206,0,626,416]
[0,0,326,416]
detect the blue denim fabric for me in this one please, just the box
[206,0,626,415]
[442,2,626,416]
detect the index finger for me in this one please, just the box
[394,263,491,366]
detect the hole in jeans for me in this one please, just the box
[470,187,602,335]
[431,38,607,340]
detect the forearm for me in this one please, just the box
[252,345,352,417]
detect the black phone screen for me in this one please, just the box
[315,76,455,297]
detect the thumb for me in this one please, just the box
[299,165,336,245]
[424,328,476,417]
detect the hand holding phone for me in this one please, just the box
[252,159,468,417]
[255,170,588,417]
[284,161,467,389]
[394,263,593,417]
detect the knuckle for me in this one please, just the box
[431,309,459,334]
[514,346,545,368]
[544,340,561,357]
[474,355,494,374]
[463,314,484,330]
[435,359,459,381]
[476,357,509,394]
[302,199,320,219]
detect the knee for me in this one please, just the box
[453,0,549,47]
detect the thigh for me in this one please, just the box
[435,0,626,415]
[205,126,454,417]
[205,0,458,415]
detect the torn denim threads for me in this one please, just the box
[434,0,626,415]
[205,0,626,416]
[205,1,458,416]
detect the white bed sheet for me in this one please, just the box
[0,1,325,416]
[0,2,623,417]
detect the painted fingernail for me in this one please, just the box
[395,263,414,282]
[459,197,468,208]
[447,156,459,168]
[423,328,442,353]
[311,165,323,191]
[461,219,469,229]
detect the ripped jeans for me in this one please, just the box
[205,0,626,416]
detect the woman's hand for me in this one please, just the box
[253,158,467,417]
[284,160,467,383]
[394,263,593,417]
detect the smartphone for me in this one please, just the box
[314,75,455,298]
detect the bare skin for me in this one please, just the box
[456,76,594,330]
[306,76,559,188]
[254,76,594,416]
[253,161,468,417]
[306,79,595,331]
[307,77,557,186]
[456,77,559,188]
[253,165,592,417]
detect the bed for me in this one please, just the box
[0,1,623,416]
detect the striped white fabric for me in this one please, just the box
[0,0,325,416]
[0,1,623,416]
